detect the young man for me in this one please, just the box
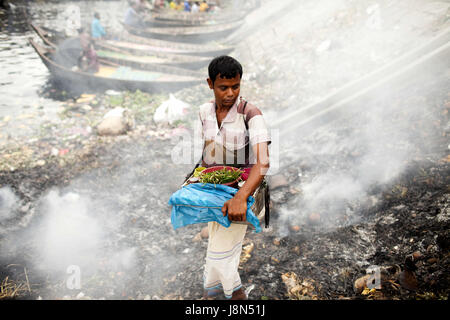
[91,12,106,39]
[198,56,271,300]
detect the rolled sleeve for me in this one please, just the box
[248,115,271,147]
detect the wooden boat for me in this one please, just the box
[96,44,210,70]
[30,23,213,70]
[29,39,203,92]
[30,22,233,58]
[143,10,245,28]
[144,16,237,28]
[149,9,240,23]
[29,23,65,47]
[148,1,258,24]
[113,30,233,56]
[122,20,244,43]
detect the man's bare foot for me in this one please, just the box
[230,287,247,300]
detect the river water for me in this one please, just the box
[0,0,129,139]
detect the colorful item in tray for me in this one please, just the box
[199,166,243,186]
[241,167,251,181]
[193,166,206,177]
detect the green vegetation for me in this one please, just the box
[199,168,243,184]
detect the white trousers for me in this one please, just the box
[203,221,247,298]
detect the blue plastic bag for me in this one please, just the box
[168,183,261,233]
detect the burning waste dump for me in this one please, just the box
[0,0,449,302]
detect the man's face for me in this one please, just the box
[207,73,241,109]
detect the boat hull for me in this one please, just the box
[123,21,243,44]
[29,40,203,93]
[30,23,233,59]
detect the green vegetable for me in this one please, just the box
[199,168,242,185]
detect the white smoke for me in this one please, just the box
[109,247,137,271]
[234,0,449,233]
[34,189,103,273]
[0,186,19,222]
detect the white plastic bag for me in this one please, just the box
[103,107,125,119]
[153,94,190,125]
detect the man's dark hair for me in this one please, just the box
[208,56,243,85]
[94,12,100,19]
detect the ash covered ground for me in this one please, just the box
[0,61,448,300]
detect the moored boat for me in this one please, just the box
[149,9,239,23]
[143,10,245,28]
[30,23,214,70]
[30,23,233,58]
[144,17,235,28]
[95,44,210,70]
[29,39,203,93]
[114,30,233,56]
[122,20,244,43]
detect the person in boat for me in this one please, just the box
[175,0,184,11]
[137,0,152,11]
[191,1,200,13]
[134,0,153,23]
[169,0,177,9]
[124,1,145,28]
[152,0,165,8]
[77,28,99,73]
[199,0,209,12]
[91,12,106,39]
[198,56,271,300]
[183,0,191,12]
[79,27,91,51]
[209,4,220,12]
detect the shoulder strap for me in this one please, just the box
[242,100,249,130]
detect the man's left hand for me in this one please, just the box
[222,196,247,222]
